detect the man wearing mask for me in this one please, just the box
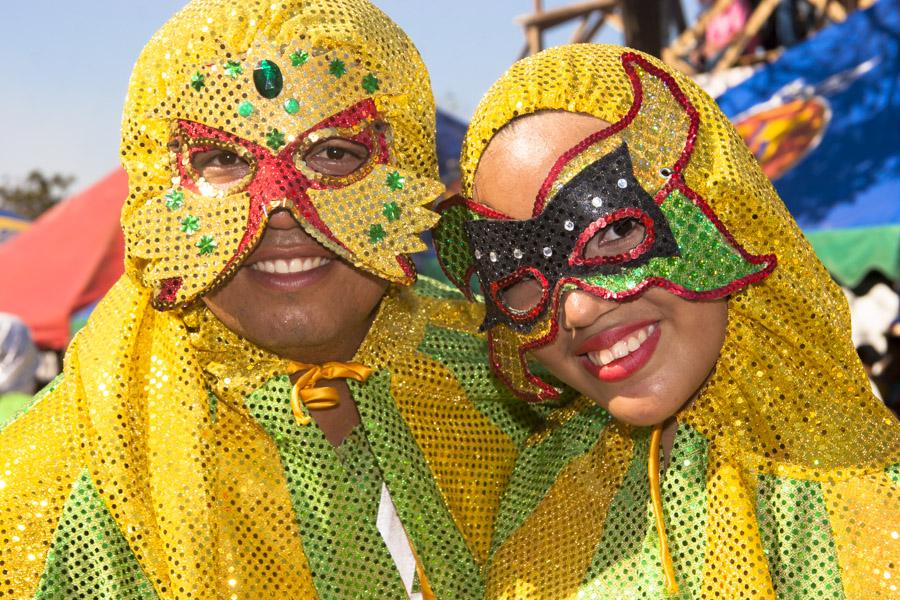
[0,1,535,597]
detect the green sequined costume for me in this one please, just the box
[0,279,540,598]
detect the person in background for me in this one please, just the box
[879,320,900,416]
[0,313,38,423]
[856,342,884,400]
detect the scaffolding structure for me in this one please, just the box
[517,0,876,74]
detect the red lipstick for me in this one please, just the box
[577,320,661,383]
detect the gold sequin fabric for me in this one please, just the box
[0,276,538,598]
[450,44,900,598]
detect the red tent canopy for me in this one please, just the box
[0,169,127,349]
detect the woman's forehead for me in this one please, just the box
[474,112,610,219]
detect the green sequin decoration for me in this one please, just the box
[581,189,768,294]
[368,224,387,243]
[196,235,217,255]
[224,60,243,78]
[36,469,156,598]
[244,377,409,597]
[289,50,309,67]
[329,59,347,78]
[165,189,184,211]
[362,73,380,94]
[237,100,254,118]
[283,98,300,115]
[266,128,286,151]
[386,171,405,191]
[382,202,401,222]
[190,71,205,91]
[180,215,200,235]
[757,475,844,597]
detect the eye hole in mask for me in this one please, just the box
[293,122,381,186]
[570,208,655,266]
[189,147,254,192]
[300,137,370,178]
[494,268,550,318]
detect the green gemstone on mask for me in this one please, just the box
[266,128,286,151]
[253,59,283,99]
[237,100,254,118]
[197,235,217,255]
[180,215,200,235]
[386,171,405,191]
[190,72,205,91]
[289,50,309,67]
[329,59,347,78]
[165,189,184,211]
[383,202,401,222]
[368,224,387,243]
[224,60,243,78]
[283,98,300,115]
[362,73,380,94]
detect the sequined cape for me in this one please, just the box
[0,277,540,599]
[438,45,900,599]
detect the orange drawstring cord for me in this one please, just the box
[288,361,373,425]
[650,423,679,595]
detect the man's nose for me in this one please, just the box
[267,207,302,230]
[560,289,618,331]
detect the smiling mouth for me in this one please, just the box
[584,322,658,367]
[248,256,332,274]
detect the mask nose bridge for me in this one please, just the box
[251,148,314,216]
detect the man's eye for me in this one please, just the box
[301,138,370,177]
[190,148,251,190]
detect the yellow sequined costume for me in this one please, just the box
[0,1,537,598]
[435,44,900,598]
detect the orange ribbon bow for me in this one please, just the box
[288,361,373,425]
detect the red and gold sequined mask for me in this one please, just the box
[123,21,443,308]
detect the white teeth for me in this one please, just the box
[249,257,331,274]
[585,323,658,367]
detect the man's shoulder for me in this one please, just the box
[403,275,487,336]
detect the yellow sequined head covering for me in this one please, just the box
[123,0,442,307]
[436,44,900,596]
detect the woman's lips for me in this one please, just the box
[577,321,661,383]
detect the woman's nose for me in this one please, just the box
[560,289,618,331]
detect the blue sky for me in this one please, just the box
[0,1,681,192]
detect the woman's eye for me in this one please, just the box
[190,148,251,189]
[583,217,647,259]
[499,275,545,314]
[302,138,370,177]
